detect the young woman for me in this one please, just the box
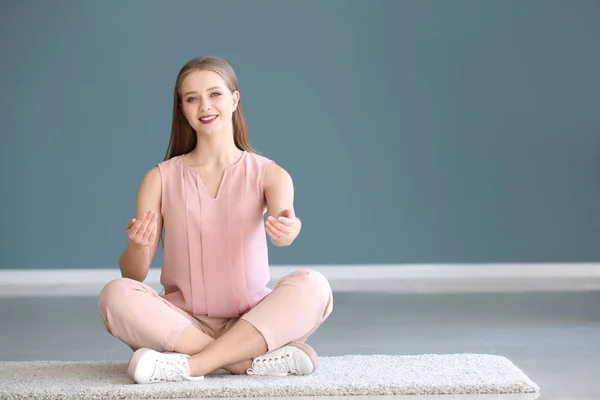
[98,56,333,384]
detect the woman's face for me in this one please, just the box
[179,70,239,134]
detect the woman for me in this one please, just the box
[99,56,333,384]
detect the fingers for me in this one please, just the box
[128,213,147,235]
[274,216,296,227]
[141,212,157,242]
[265,222,279,238]
[138,212,154,235]
[266,216,294,238]
[268,215,295,227]
[266,222,282,241]
[127,211,157,245]
[147,227,157,245]
[141,223,156,244]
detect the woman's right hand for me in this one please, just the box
[126,211,157,248]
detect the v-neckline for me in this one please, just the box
[181,151,246,200]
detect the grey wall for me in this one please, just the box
[1,0,599,270]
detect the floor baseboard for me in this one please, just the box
[0,263,599,296]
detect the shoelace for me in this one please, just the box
[248,354,294,375]
[148,356,189,382]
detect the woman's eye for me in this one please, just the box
[186,97,197,102]
[211,92,221,97]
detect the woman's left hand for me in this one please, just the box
[265,209,301,246]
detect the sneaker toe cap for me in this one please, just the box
[130,349,156,383]
[295,350,316,375]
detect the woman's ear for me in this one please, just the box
[232,90,240,111]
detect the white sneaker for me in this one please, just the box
[246,341,319,376]
[127,348,205,384]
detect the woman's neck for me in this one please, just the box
[187,131,243,167]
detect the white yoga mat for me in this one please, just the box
[0,353,540,399]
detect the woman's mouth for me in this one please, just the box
[199,115,218,124]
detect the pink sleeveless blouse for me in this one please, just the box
[156,151,274,318]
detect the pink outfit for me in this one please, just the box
[99,151,333,354]
[159,151,273,318]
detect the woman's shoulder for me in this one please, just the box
[157,154,185,171]
[245,151,275,168]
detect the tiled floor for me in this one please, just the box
[1,291,599,399]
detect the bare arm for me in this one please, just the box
[263,163,301,246]
[118,166,163,281]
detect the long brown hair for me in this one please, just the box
[164,56,255,161]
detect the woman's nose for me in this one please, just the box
[199,100,212,111]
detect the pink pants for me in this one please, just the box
[99,269,333,353]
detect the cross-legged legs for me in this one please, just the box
[98,278,250,374]
[187,269,333,377]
